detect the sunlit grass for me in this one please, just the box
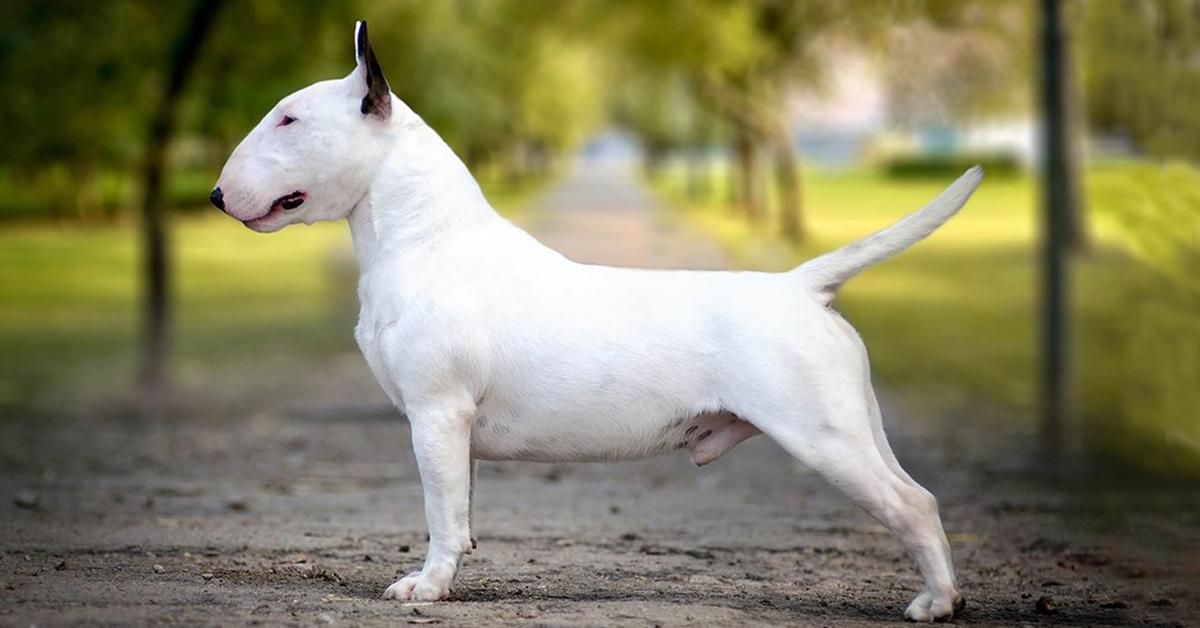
[0,216,355,417]
[653,162,1200,476]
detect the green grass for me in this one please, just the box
[0,216,357,418]
[653,162,1200,476]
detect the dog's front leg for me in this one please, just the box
[384,400,475,602]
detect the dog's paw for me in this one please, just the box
[382,570,452,602]
[904,588,964,622]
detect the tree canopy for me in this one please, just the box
[0,0,1195,222]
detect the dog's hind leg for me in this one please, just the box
[743,364,962,622]
[865,382,963,621]
[836,315,960,603]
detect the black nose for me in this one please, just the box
[210,187,225,211]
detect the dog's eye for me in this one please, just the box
[278,115,297,127]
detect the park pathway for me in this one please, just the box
[1,159,1195,627]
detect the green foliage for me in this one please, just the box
[883,154,1020,179]
[0,1,169,168]
[1081,0,1200,160]
[0,0,610,221]
[363,0,606,172]
[188,0,350,147]
[1078,164,1200,473]
[0,1,187,219]
[611,74,697,154]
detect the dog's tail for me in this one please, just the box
[795,166,984,304]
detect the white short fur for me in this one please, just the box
[214,21,983,622]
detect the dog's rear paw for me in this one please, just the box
[904,588,964,622]
[382,570,451,602]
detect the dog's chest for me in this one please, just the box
[353,293,408,408]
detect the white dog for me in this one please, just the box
[213,22,981,622]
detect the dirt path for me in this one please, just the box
[2,161,1197,627]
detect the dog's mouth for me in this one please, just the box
[243,190,307,230]
[274,191,307,211]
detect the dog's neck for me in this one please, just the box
[346,120,500,272]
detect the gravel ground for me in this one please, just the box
[2,161,1197,627]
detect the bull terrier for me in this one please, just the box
[212,21,981,622]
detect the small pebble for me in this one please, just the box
[201,572,215,581]
[1035,595,1056,614]
[153,564,165,574]
[14,490,39,510]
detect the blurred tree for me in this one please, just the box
[696,0,910,243]
[886,0,1087,251]
[138,0,226,401]
[607,0,910,242]
[363,0,606,181]
[611,72,726,201]
[0,1,170,218]
[884,1,1033,129]
[1081,0,1200,162]
[596,0,765,217]
[189,1,350,158]
[611,73,694,177]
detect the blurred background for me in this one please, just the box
[0,0,1197,484]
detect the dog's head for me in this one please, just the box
[212,21,397,232]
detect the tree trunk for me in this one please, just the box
[1038,0,1075,453]
[642,144,667,181]
[772,130,804,243]
[734,129,762,222]
[138,0,225,405]
[73,162,99,223]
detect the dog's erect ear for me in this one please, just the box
[354,20,391,119]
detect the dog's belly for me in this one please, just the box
[468,418,669,462]
[469,405,760,464]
